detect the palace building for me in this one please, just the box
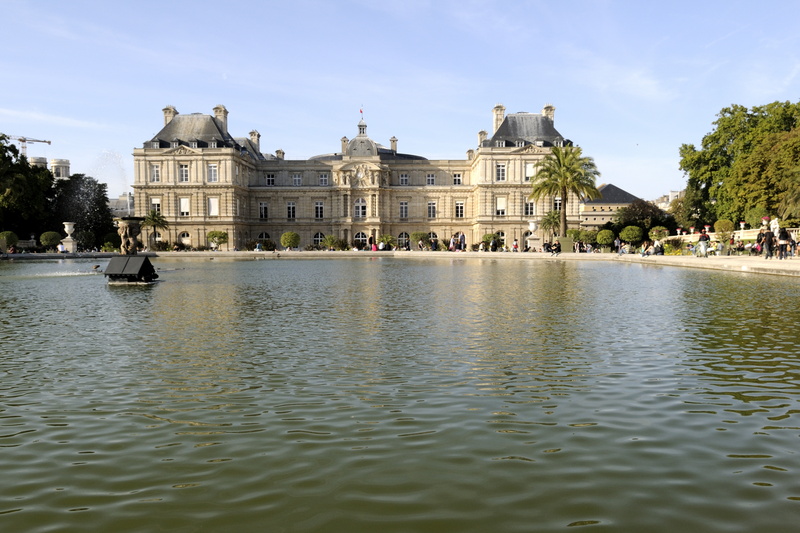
[133,103,600,250]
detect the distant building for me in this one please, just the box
[132,103,622,250]
[654,190,683,211]
[579,183,640,230]
[109,192,135,218]
[29,157,70,178]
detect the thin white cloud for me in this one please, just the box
[0,108,107,129]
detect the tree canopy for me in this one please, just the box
[50,174,115,249]
[678,101,800,226]
[0,134,55,236]
[529,145,601,237]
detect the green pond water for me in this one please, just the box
[1,256,800,532]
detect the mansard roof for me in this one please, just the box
[486,112,568,147]
[583,183,640,205]
[146,113,270,161]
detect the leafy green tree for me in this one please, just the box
[679,101,800,224]
[714,219,735,252]
[539,210,561,240]
[578,229,597,244]
[529,145,601,237]
[50,174,114,249]
[40,231,62,250]
[745,206,770,229]
[207,230,229,249]
[0,230,19,248]
[614,199,671,234]
[141,210,170,247]
[74,230,95,250]
[378,234,396,249]
[0,134,55,236]
[649,226,669,240]
[596,229,615,251]
[321,234,340,250]
[619,225,643,245]
[280,231,300,249]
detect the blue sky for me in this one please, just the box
[2,0,799,201]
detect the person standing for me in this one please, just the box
[763,226,775,259]
[697,230,710,258]
[778,227,790,260]
[459,232,466,251]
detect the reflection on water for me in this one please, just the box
[2,257,800,532]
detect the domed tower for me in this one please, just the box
[346,118,378,157]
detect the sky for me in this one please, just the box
[2,0,800,202]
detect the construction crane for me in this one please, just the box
[8,136,51,157]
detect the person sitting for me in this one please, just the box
[551,240,561,256]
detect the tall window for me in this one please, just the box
[495,197,507,216]
[287,201,296,220]
[207,197,219,216]
[259,202,268,219]
[524,199,536,217]
[400,173,409,186]
[553,197,562,211]
[179,164,189,182]
[292,173,302,186]
[354,198,367,218]
[179,197,190,217]
[426,173,435,185]
[319,173,329,186]
[354,232,368,249]
[150,164,160,183]
[266,173,275,186]
[314,232,325,246]
[399,201,408,219]
[207,164,218,183]
[315,201,324,219]
[398,232,409,249]
[453,173,462,185]
[150,198,161,214]
[525,162,536,182]
[427,201,436,218]
[455,201,464,218]
[495,164,506,182]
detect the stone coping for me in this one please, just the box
[5,250,800,277]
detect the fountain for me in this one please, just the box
[103,217,159,284]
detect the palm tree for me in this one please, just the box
[141,210,169,248]
[529,145,601,237]
[539,210,561,241]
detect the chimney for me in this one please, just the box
[213,105,229,132]
[478,130,487,145]
[390,136,398,153]
[542,104,555,122]
[341,136,349,154]
[275,149,285,160]
[493,104,506,134]
[163,105,178,125]
[467,149,475,160]
[249,130,261,152]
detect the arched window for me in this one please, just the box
[428,232,438,240]
[497,231,506,247]
[354,198,367,218]
[258,232,270,240]
[179,232,191,245]
[354,232,368,249]
[154,231,162,242]
[397,232,409,249]
[313,232,325,246]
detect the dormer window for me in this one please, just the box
[190,141,198,149]
[535,140,544,147]
[171,140,179,149]
[209,139,218,148]
[150,141,160,149]
[516,140,525,147]
[495,140,504,147]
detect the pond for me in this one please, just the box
[1,256,799,532]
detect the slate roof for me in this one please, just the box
[583,183,640,205]
[309,146,427,162]
[145,114,271,161]
[485,112,569,147]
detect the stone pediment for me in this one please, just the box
[514,145,550,154]
[334,161,388,187]
[164,146,202,156]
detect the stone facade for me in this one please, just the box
[132,103,587,250]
